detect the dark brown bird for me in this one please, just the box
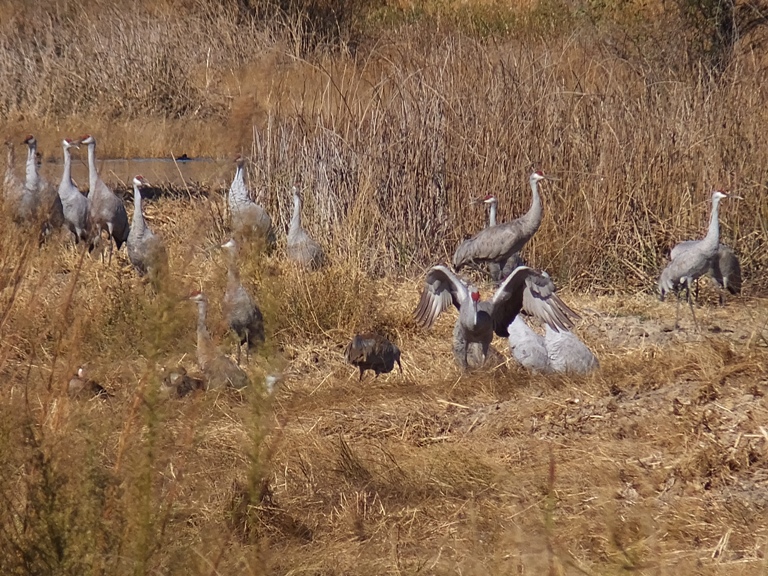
[161,366,206,398]
[344,333,402,381]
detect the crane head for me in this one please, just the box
[79,134,95,145]
[221,238,237,250]
[712,189,742,201]
[483,194,497,205]
[133,175,149,187]
[233,154,244,166]
[187,290,207,303]
[23,134,35,145]
[470,290,481,302]
[63,138,80,149]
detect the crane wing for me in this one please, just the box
[413,265,468,329]
[490,266,580,337]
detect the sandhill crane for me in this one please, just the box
[68,365,111,399]
[23,137,66,241]
[57,139,89,242]
[80,134,129,262]
[127,175,168,284]
[658,190,739,329]
[188,291,250,390]
[221,238,265,364]
[669,242,742,305]
[228,155,275,248]
[344,333,402,381]
[287,184,325,270]
[453,171,548,274]
[413,264,579,370]
[507,316,598,374]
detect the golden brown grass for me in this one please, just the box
[2,1,768,574]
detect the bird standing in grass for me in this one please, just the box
[228,155,275,249]
[221,238,265,364]
[188,291,250,391]
[57,138,90,243]
[658,190,740,329]
[414,264,579,370]
[68,366,111,399]
[127,175,168,285]
[344,333,402,381]
[453,171,549,277]
[477,193,526,281]
[80,134,129,262]
[287,184,325,270]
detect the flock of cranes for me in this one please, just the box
[2,133,745,397]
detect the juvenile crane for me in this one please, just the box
[221,238,265,364]
[127,175,168,284]
[228,155,275,248]
[188,291,250,391]
[57,138,90,243]
[507,315,598,375]
[80,134,129,262]
[414,265,579,370]
[287,184,325,270]
[453,171,548,274]
[344,333,402,381]
[658,190,740,329]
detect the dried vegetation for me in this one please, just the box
[1,0,768,574]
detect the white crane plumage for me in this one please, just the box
[413,265,579,370]
[80,134,129,262]
[507,315,598,375]
[127,175,168,284]
[453,171,548,274]
[57,138,89,243]
[228,155,275,248]
[286,184,325,270]
[658,190,739,329]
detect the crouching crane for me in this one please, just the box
[413,265,580,370]
[507,315,598,374]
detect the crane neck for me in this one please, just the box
[25,141,38,191]
[86,142,98,195]
[487,202,497,227]
[289,192,302,236]
[459,296,479,330]
[61,145,73,188]
[229,165,248,205]
[225,252,241,286]
[131,184,146,234]
[702,195,722,252]
[195,300,215,368]
[520,177,543,233]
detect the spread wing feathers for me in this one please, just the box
[345,334,397,364]
[413,265,469,329]
[491,266,580,337]
[452,221,527,268]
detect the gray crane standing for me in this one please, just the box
[80,134,129,262]
[453,171,549,274]
[287,184,325,270]
[57,138,90,243]
[413,264,579,370]
[228,155,275,249]
[669,241,742,305]
[658,190,740,329]
[344,333,402,381]
[127,175,168,285]
[507,315,598,374]
[23,135,64,237]
[188,291,250,390]
[221,238,265,364]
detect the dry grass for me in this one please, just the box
[2,1,768,574]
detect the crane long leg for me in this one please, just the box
[674,292,681,330]
[686,279,699,332]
